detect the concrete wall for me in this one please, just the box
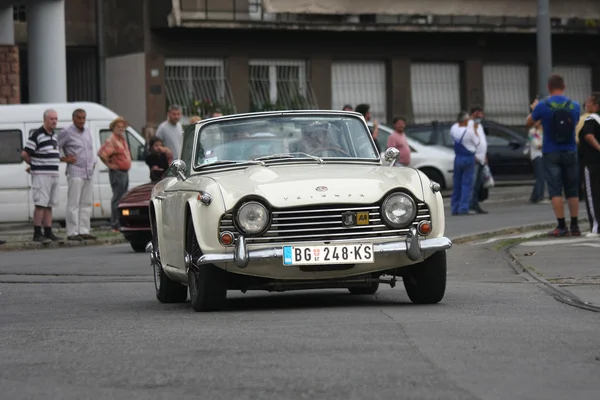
[106,53,147,132]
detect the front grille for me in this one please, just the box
[219,202,430,245]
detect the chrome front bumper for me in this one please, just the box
[193,227,452,269]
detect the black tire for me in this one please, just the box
[186,218,227,312]
[152,219,187,303]
[348,282,379,295]
[403,250,447,304]
[130,241,147,253]
[420,168,445,189]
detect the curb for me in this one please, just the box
[451,218,590,245]
[0,236,128,252]
[503,243,600,313]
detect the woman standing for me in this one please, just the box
[529,121,547,203]
[146,137,173,182]
[97,117,131,232]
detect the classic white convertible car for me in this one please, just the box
[147,111,452,312]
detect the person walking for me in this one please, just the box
[97,117,131,232]
[527,74,581,237]
[577,94,600,237]
[57,109,97,241]
[387,117,411,167]
[469,106,488,214]
[156,104,183,157]
[21,109,64,243]
[450,111,479,216]
[528,121,547,203]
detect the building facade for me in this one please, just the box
[2,0,600,133]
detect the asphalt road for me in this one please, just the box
[1,197,599,400]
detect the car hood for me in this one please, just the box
[207,164,424,210]
[118,181,157,206]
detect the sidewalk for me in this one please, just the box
[508,231,600,310]
[0,225,126,252]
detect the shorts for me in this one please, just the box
[543,151,579,198]
[32,175,60,208]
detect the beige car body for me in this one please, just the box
[149,111,451,289]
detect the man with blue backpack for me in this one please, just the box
[526,74,582,237]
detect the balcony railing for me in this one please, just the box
[168,0,600,32]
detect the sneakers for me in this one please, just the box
[547,226,581,237]
[548,227,570,237]
[80,234,97,240]
[586,232,600,238]
[67,235,84,241]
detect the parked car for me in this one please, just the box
[371,123,454,190]
[403,120,533,180]
[147,110,452,312]
[0,102,150,223]
[118,181,157,252]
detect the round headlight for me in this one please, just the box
[236,201,269,235]
[381,193,417,228]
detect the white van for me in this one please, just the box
[0,102,150,223]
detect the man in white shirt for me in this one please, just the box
[450,111,480,215]
[156,104,183,157]
[469,106,489,214]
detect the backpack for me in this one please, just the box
[546,99,574,144]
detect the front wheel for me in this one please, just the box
[403,250,447,304]
[186,218,227,312]
[152,221,187,303]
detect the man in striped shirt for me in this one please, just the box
[22,109,64,243]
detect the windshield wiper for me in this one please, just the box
[199,160,265,168]
[254,153,324,164]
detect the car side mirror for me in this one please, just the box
[170,159,187,181]
[508,141,520,149]
[383,147,400,166]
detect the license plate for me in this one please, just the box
[283,244,374,266]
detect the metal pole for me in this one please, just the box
[536,0,553,97]
[97,0,107,105]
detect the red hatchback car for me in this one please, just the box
[117,181,157,252]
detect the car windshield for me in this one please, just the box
[193,114,379,168]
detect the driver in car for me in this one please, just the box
[299,124,331,155]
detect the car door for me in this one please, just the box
[0,124,31,222]
[483,125,530,177]
[94,124,149,219]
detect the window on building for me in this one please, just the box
[483,64,530,125]
[331,61,387,123]
[164,58,235,118]
[249,59,316,111]
[553,66,593,106]
[411,63,461,124]
[13,5,26,22]
[0,130,23,164]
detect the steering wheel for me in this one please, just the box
[310,147,351,157]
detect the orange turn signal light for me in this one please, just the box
[417,221,432,235]
[220,231,235,246]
